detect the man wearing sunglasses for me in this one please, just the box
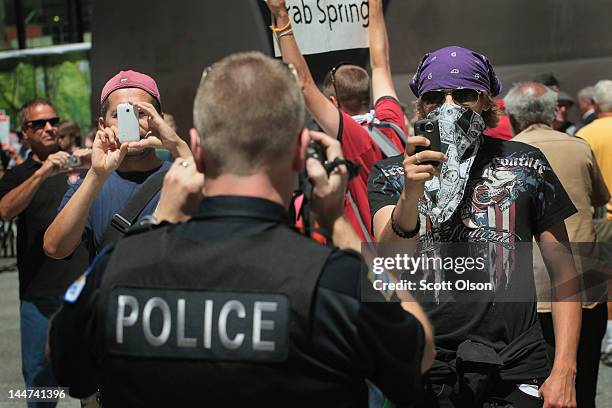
[0,98,88,404]
[265,0,405,243]
[368,47,581,407]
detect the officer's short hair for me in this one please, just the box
[193,52,306,176]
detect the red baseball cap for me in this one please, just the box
[100,70,161,105]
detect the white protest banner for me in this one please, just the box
[269,0,370,56]
[0,116,9,146]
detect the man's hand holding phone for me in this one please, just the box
[38,151,71,179]
[90,126,128,178]
[68,148,92,169]
[388,127,447,244]
[128,102,192,159]
[402,127,447,201]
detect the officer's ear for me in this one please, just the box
[292,128,309,172]
[190,128,205,174]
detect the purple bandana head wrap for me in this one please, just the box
[410,46,502,97]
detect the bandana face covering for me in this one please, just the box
[423,102,486,226]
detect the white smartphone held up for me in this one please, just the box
[117,103,140,143]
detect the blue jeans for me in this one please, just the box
[20,300,58,408]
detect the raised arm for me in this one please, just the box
[44,128,128,258]
[265,1,340,138]
[369,0,398,102]
[372,137,445,245]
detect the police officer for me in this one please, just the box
[48,52,434,407]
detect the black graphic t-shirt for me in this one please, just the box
[368,137,576,380]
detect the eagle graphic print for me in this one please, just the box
[368,138,574,301]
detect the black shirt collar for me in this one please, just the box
[193,196,289,224]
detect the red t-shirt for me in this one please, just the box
[485,114,513,141]
[484,99,513,141]
[339,97,406,241]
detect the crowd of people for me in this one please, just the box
[0,0,610,407]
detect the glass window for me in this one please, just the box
[0,0,18,51]
[82,0,93,43]
[0,0,93,51]
[22,0,71,48]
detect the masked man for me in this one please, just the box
[368,46,581,408]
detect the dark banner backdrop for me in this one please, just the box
[90,0,271,137]
[91,0,612,136]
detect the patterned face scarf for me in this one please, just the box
[423,103,486,226]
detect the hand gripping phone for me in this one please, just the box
[117,103,140,143]
[64,155,81,168]
[413,119,442,167]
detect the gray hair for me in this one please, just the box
[594,80,612,112]
[20,98,56,129]
[577,86,595,102]
[504,83,558,131]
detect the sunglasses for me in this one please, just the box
[26,117,60,131]
[421,89,482,106]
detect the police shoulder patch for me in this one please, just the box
[64,272,88,303]
[64,245,113,304]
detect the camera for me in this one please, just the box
[416,120,436,134]
[306,140,326,165]
[64,155,81,168]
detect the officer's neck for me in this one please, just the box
[204,173,291,209]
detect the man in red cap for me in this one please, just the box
[44,70,191,260]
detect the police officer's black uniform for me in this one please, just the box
[50,196,425,407]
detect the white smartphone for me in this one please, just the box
[117,103,140,143]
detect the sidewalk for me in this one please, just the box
[0,259,79,407]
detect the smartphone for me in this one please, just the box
[117,103,140,143]
[64,155,81,168]
[413,119,442,166]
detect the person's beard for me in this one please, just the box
[125,146,153,159]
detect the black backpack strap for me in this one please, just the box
[366,126,403,158]
[373,119,408,144]
[357,112,406,158]
[97,170,167,252]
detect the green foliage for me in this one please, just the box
[0,52,91,131]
